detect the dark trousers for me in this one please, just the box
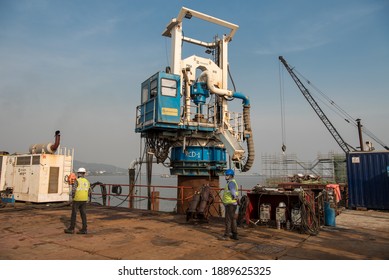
[224,204,238,236]
[69,201,87,230]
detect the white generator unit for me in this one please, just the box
[0,131,74,203]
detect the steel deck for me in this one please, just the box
[1,203,388,260]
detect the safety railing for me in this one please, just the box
[89,182,251,217]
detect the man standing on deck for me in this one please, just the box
[221,169,239,240]
[64,167,91,234]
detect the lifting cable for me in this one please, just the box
[294,68,388,150]
[228,63,237,92]
[278,61,287,153]
[295,68,355,124]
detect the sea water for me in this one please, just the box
[87,174,266,212]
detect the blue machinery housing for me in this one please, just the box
[136,72,216,133]
[170,146,226,176]
[135,71,227,176]
[136,72,181,130]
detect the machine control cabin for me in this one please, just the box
[136,71,181,132]
[135,71,218,134]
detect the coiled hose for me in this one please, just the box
[299,190,320,235]
[237,195,249,226]
[241,105,255,172]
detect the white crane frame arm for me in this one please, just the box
[162,7,239,42]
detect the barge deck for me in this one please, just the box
[1,203,388,260]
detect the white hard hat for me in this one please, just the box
[77,167,86,173]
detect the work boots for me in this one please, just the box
[64,228,74,234]
[64,228,87,234]
[220,233,239,240]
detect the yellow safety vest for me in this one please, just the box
[222,179,238,204]
[73,177,90,201]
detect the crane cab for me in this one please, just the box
[135,71,181,132]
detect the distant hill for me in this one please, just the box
[73,160,127,175]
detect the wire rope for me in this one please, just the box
[279,61,287,153]
[227,63,237,92]
[293,68,388,150]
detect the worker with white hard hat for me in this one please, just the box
[64,167,91,234]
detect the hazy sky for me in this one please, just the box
[1,0,388,172]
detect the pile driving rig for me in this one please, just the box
[135,7,254,212]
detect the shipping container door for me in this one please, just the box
[347,152,389,210]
